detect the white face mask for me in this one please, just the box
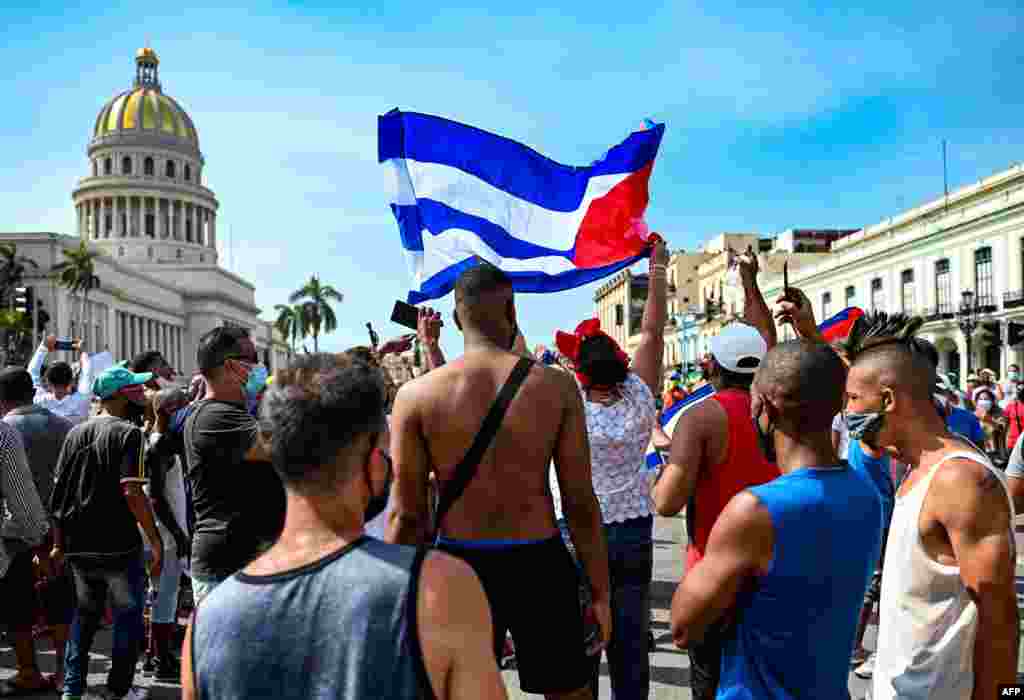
[977,399,993,411]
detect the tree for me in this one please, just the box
[288,275,343,352]
[51,241,101,342]
[274,303,309,357]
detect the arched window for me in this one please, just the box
[122,156,132,174]
[144,157,154,176]
[166,160,176,178]
[184,164,191,181]
[92,160,98,177]
[104,158,112,175]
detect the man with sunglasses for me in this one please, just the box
[183,326,280,603]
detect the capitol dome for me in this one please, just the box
[72,47,218,267]
[91,47,199,148]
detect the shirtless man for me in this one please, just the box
[388,262,610,700]
[840,324,1018,699]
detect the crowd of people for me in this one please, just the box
[0,236,1020,700]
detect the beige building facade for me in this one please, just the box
[2,48,289,376]
[762,163,1024,383]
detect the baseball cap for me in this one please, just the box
[93,366,153,399]
[709,323,767,374]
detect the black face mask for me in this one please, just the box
[753,413,777,464]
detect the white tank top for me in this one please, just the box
[871,449,1016,700]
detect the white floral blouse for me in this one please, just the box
[551,372,657,524]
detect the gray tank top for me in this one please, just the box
[191,536,434,700]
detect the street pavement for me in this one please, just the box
[4,514,1024,699]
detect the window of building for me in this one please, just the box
[118,247,124,257]
[822,292,832,319]
[974,246,993,304]
[104,157,112,175]
[935,259,951,312]
[845,285,855,307]
[185,220,193,243]
[144,157,154,176]
[148,247,153,259]
[145,214,155,238]
[176,249,183,259]
[901,269,915,313]
[200,254,205,263]
[166,161,176,178]
[683,296,690,303]
[92,160,98,177]
[184,164,191,181]
[122,156,132,174]
[870,278,883,311]
[105,214,112,238]
[615,304,624,326]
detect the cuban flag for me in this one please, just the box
[378,110,665,304]
[644,307,865,469]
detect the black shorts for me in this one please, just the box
[437,534,591,695]
[0,551,37,627]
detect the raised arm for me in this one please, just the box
[418,307,446,371]
[651,399,723,516]
[76,347,94,397]
[386,381,433,545]
[736,248,777,349]
[933,460,1019,697]
[671,490,773,647]
[27,339,48,390]
[631,237,668,396]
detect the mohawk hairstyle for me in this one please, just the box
[838,311,926,363]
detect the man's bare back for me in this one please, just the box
[394,348,571,541]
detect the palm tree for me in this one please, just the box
[0,243,39,309]
[51,241,101,341]
[288,275,343,352]
[274,303,309,357]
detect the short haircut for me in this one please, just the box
[454,261,511,307]
[129,350,166,374]
[343,346,379,368]
[259,353,386,492]
[46,361,73,388]
[0,368,36,404]
[756,339,846,431]
[912,337,939,369]
[196,326,252,373]
[718,365,755,391]
[578,335,628,387]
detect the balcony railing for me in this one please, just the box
[923,305,956,322]
[1005,290,1024,309]
[976,294,998,313]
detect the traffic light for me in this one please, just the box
[13,287,28,314]
[1009,321,1024,347]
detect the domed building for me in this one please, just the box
[1,48,288,375]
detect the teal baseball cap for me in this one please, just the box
[93,366,153,399]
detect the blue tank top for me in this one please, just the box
[718,466,882,699]
[191,536,434,700]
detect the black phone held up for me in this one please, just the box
[391,300,419,330]
[782,262,802,308]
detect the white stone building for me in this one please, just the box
[2,48,289,375]
[762,163,1024,383]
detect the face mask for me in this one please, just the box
[242,363,269,400]
[1010,372,1019,380]
[846,403,887,446]
[752,410,777,464]
[977,399,993,410]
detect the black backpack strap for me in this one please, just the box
[432,357,534,539]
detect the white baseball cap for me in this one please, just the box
[709,323,767,374]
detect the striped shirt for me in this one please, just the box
[0,421,50,577]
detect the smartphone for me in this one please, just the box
[55,338,78,351]
[782,262,802,308]
[390,300,419,331]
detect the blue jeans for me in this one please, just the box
[145,542,183,624]
[64,552,147,697]
[559,515,654,700]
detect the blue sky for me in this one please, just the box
[1,0,1022,356]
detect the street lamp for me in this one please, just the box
[957,290,981,376]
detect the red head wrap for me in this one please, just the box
[555,318,630,388]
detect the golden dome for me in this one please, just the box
[92,50,198,147]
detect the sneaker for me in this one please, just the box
[853,653,876,679]
[850,647,868,668]
[121,688,149,700]
[155,655,181,683]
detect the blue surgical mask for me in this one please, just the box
[244,363,269,401]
